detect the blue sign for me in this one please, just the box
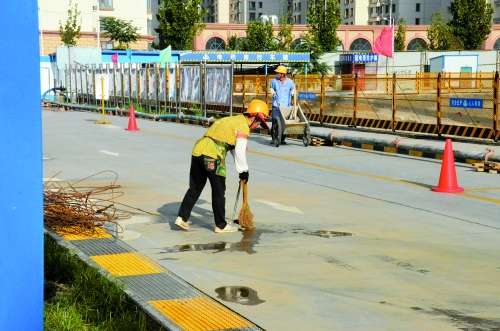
[449,98,483,109]
[298,92,317,101]
[340,53,379,63]
[180,52,310,63]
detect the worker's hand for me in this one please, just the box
[239,171,249,183]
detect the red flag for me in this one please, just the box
[373,26,394,58]
[111,53,118,64]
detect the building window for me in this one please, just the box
[350,38,372,51]
[298,14,301,23]
[350,8,353,17]
[415,18,420,25]
[205,37,226,50]
[407,38,428,51]
[416,3,420,12]
[100,40,113,49]
[392,4,396,12]
[345,9,349,18]
[99,0,113,10]
[249,12,256,20]
[250,1,256,10]
[259,1,262,8]
[298,2,301,10]
[385,5,389,13]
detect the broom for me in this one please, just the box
[237,181,255,231]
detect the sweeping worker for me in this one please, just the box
[175,99,269,233]
[270,65,296,144]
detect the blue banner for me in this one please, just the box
[449,98,483,109]
[298,92,317,101]
[180,52,310,63]
[340,53,379,63]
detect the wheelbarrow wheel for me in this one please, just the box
[272,118,281,147]
[303,126,311,147]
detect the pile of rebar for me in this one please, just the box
[44,171,129,235]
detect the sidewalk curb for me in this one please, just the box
[45,229,263,331]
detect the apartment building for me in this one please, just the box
[229,0,283,23]
[38,0,154,54]
[340,0,451,26]
[491,0,500,24]
[203,0,231,23]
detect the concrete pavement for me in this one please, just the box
[43,109,500,331]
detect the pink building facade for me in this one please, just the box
[195,23,500,52]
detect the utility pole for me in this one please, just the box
[389,0,393,25]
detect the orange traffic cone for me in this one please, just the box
[432,139,464,193]
[125,104,139,131]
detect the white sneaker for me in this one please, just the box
[175,217,190,231]
[214,224,238,233]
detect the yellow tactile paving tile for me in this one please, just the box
[55,226,112,240]
[361,143,374,150]
[90,252,164,276]
[409,150,424,157]
[384,146,397,153]
[149,297,254,331]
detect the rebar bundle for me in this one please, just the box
[44,171,129,235]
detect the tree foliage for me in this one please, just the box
[307,0,341,52]
[293,34,331,75]
[59,1,81,46]
[101,17,139,49]
[154,0,205,50]
[277,17,293,51]
[449,0,493,50]
[427,13,462,50]
[244,21,277,51]
[394,19,406,51]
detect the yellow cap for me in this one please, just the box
[275,65,288,74]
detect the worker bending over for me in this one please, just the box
[175,99,269,233]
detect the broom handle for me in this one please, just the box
[242,181,248,204]
[231,180,242,220]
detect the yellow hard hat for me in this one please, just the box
[244,99,269,129]
[275,65,288,74]
[244,99,269,118]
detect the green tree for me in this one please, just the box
[244,21,277,51]
[293,34,331,75]
[101,17,139,49]
[59,1,81,46]
[394,19,406,51]
[427,13,462,50]
[449,0,493,50]
[277,16,293,51]
[154,0,205,50]
[307,0,341,52]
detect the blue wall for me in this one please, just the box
[0,2,43,330]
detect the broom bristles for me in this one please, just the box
[238,202,254,230]
[238,182,255,230]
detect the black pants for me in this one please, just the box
[272,106,286,142]
[178,156,227,229]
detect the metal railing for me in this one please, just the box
[48,65,500,141]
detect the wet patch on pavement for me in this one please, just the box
[158,229,276,255]
[323,257,356,270]
[411,307,500,331]
[214,286,265,306]
[376,255,430,274]
[293,229,353,238]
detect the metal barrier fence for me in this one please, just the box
[51,65,500,141]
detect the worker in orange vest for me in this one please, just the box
[176,99,269,233]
